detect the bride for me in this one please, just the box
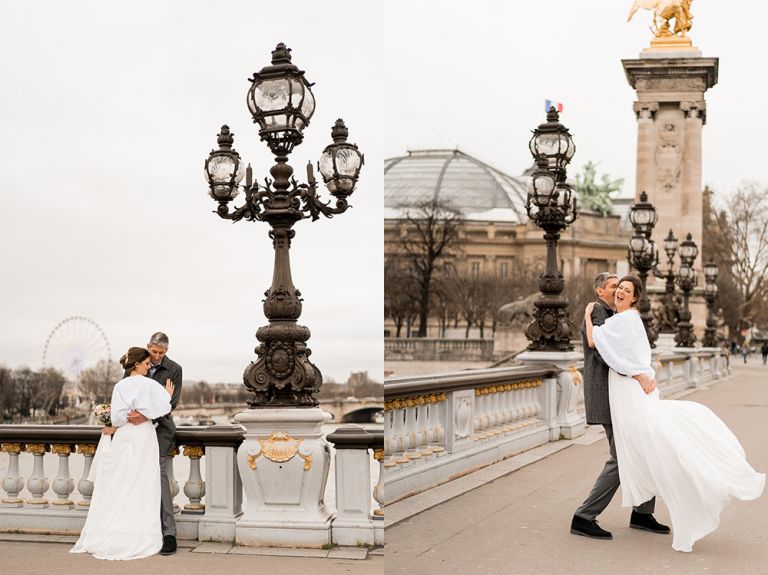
[71,347,174,560]
[584,275,765,552]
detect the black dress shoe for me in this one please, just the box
[570,515,613,539]
[159,535,177,555]
[630,511,670,534]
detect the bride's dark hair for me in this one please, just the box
[120,347,150,371]
[617,275,643,307]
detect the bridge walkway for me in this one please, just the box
[386,362,768,574]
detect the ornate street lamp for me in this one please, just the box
[652,229,679,334]
[702,258,719,347]
[675,233,698,347]
[628,191,659,346]
[524,108,578,351]
[204,43,364,408]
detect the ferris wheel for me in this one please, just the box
[42,316,112,380]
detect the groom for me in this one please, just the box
[126,332,183,555]
[570,272,670,540]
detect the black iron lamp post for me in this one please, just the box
[628,191,659,347]
[652,229,679,333]
[675,233,698,348]
[524,108,578,351]
[702,258,719,347]
[204,43,364,408]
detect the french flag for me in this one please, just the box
[545,99,563,113]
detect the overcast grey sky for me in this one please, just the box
[1,1,763,383]
[379,1,768,198]
[0,1,383,383]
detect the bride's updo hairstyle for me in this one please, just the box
[618,275,644,307]
[120,347,151,371]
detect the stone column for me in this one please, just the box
[622,55,717,257]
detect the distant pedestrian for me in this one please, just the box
[761,342,768,365]
[742,344,749,364]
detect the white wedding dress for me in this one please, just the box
[593,309,765,552]
[71,376,171,560]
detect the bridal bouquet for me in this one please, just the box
[91,404,112,427]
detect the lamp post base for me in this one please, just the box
[234,408,333,547]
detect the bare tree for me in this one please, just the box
[0,365,16,421]
[384,256,420,337]
[79,359,122,405]
[394,199,463,337]
[711,182,768,330]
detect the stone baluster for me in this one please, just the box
[382,407,399,469]
[25,443,50,508]
[427,394,446,454]
[76,444,97,506]
[167,446,180,513]
[182,445,206,513]
[372,446,384,545]
[416,398,432,457]
[1,443,25,507]
[512,384,524,428]
[403,399,422,461]
[390,403,410,466]
[51,444,75,509]
[473,388,485,439]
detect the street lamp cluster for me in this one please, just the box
[524,108,579,351]
[204,43,364,408]
[627,194,720,349]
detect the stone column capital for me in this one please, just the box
[680,100,707,124]
[633,101,659,120]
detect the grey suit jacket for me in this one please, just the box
[581,300,613,425]
[124,355,182,448]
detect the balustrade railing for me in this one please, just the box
[0,423,382,546]
[383,365,563,504]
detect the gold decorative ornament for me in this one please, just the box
[259,431,303,463]
[168,447,180,457]
[627,0,695,49]
[1,443,24,454]
[373,449,384,461]
[247,451,262,470]
[26,444,49,455]
[183,446,204,458]
[77,444,97,456]
[51,444,74,456]
[299,452,312,471]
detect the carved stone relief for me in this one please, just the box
[655,121,682,194]
[453,393,473,440]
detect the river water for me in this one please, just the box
[0,419,382,513]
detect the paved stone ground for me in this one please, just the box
[386,362,768,574]
[0,536,383,575]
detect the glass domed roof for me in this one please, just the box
[384,149,529,223]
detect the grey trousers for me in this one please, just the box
[158,436,176,537]
[574,424,655,521]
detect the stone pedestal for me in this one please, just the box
[622,53,718,280]
[234,408,333,548]
[517,350,584,439]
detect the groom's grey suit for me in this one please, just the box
[574,299,655,520]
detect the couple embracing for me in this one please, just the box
[71,332,183,560]
[571,273,765,553]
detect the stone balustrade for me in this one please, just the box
[383,365,563,504]
[0,423,382,545]
[383,347,729,505]
[385,338,495,361]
